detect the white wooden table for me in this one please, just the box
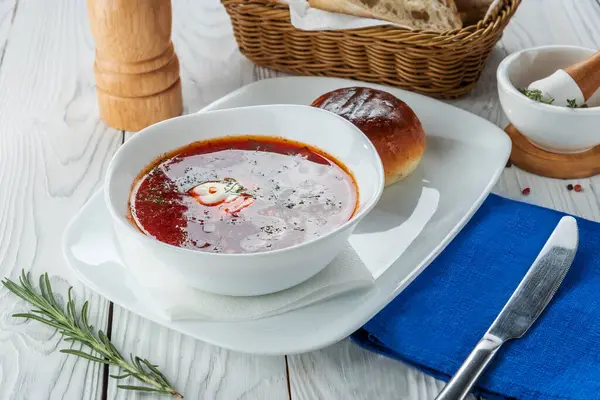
[0,0,599,398]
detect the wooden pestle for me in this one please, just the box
[87,0,183,132]
[564,51,600,101]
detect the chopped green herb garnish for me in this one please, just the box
[221,178,247,195]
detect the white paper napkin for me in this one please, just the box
[121,242,374,322]
[284,0,501,31]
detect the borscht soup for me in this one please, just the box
[128,135,359,254]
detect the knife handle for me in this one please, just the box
[434,334,504,400]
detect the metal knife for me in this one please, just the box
[435,215,579,400]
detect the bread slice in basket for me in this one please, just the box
[308,0,463,31]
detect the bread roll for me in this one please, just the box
[308,0,463,32]
[454,0,494,25]
[311,87,426,187]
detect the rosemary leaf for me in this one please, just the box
[143,358,171,385]
[133,355,146,372]
[111,372,133,379]
[2,270,184,398]
[5,279,38,304]
[12,313,65,330]
[105,336,123,360]
[117,385,171,394]
[44,272,59,309]
[60,349,112,364]
[98,330,111,348]
[38,274,51,304]
[80,301,93,336]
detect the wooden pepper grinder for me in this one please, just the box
[87,0,183,132]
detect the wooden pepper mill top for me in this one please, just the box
[87,0,183,132]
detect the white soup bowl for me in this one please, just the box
[104,105,384,296]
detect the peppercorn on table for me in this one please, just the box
[0,0,599,399]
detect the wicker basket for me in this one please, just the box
[221,0,520,98]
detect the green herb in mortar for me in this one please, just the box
[519,88,554,104]
[519,88,588,108]
[566,98,589,108]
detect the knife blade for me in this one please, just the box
[435,215,578,400]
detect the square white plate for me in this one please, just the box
[64,77,510,355]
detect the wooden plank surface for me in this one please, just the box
[0,0,120,399]
[108,1,289,399]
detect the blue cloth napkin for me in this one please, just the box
[351,194,600,400]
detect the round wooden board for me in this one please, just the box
[505,124,600,179]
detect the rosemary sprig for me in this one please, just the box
[2,270,183,398]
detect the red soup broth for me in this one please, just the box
[128,135,359,254]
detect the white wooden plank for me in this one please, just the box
[0,0,17,64]
[0,0,121,399]
[170,0,256,114]
[107,310,289,400]
[289,340,447,400]
[109,1,289,398]
[289,1,600,399]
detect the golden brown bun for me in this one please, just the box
[311,87,426,187]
